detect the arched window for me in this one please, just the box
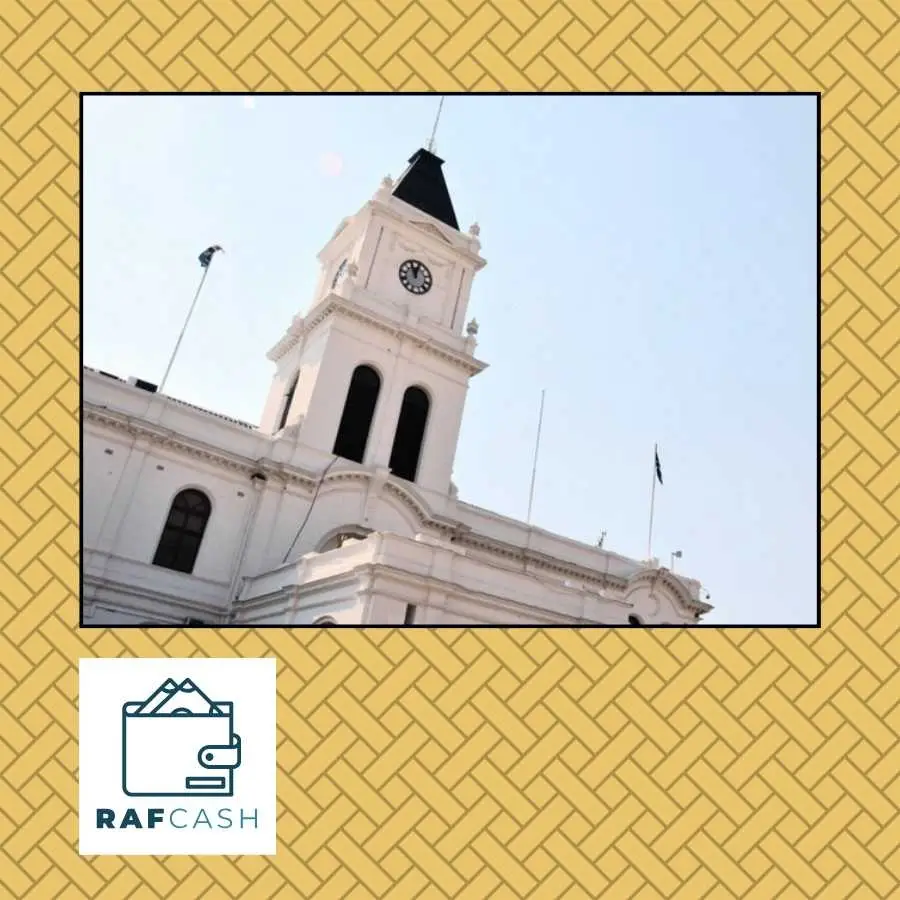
[333,365,381,463]
[628,615,642,626]
[152,489,211,574]
[277,371,299,431]
[389,386,430,482]
[312,616,337,626]
[317,528,371,553]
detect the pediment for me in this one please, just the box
[410,220,452,244]
[624,567,710,619]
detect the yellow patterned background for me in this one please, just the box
[0,0,895,896]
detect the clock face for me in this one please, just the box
[398,259,433,295]
[332,259,347,289]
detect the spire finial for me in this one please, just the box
[427,96,445,153]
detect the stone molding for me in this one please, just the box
[266,295,487,377]
[84,402,706,620]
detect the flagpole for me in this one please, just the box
[647,443,658,561]
[427,96,445,153]
[526,389,546,525]
[159,249,220,394]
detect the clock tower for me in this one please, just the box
[260,147,488,499]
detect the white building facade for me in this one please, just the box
[83,148,712,627]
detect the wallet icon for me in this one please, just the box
[121,677,242,797]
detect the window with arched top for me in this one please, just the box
[152,489,212,575]
[333,365,381,463]
[317,528,371,553]
[312,616,337,626]
[627,615,642,626]
[277,371,299,431]
[389,386,430,482]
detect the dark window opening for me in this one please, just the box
[404,604,417,625]
[318,529,371,553]
[333,365,381,463]
[277,372,299,431]
[389,386,430,482]
[628,615,642,626]
[152,489,211,575]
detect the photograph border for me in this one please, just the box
[1,4,894,897]
[78,89,821,631]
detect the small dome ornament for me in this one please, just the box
[468,222,480,237]
[381,175,393,190]
[465,317,479,337]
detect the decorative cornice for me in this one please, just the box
[167,395,256,430]
[455,531,628,594]
[380,480,457,534]
[267,296,487,377]
[84,404,702,602]
[362,563,586,625]
[236,566,363,613]
[83,368,257,430]
[267,314,307,361]
[83,572,227,622]
[84,405,320,490]
[626,567,712,618]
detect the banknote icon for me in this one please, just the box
[122,678,242,797]
[137,677,225,716]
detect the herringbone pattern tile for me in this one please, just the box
[1,0,895,897]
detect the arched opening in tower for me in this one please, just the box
[277,371,299,430]
[389,386,430,482]
[332,364,381,463]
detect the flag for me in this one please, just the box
[654,446,663,485]
[198,245,223,268]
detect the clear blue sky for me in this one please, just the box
[83,95,817,625]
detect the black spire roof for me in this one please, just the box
[390,148,459,231]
